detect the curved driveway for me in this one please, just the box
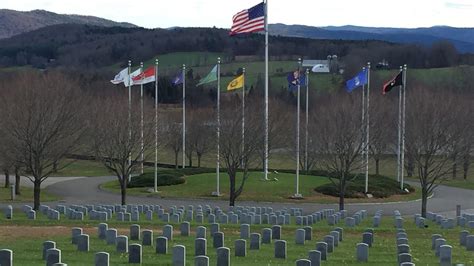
[35,176,474,216]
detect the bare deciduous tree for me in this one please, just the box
[188,108,213,168]
[0,71,86,210]
[163,111,183,169]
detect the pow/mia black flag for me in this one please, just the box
[382,70,403,94]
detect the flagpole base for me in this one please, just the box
[211,191,221,197]
[291,193,303,199]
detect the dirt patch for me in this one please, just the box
[0,226,96,239]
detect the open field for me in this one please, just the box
[0,210,473,265]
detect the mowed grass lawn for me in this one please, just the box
[101,171,422,203]
[0,186,58,203]
[1,211,473,265]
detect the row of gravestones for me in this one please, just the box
[426,211,474,229]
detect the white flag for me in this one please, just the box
[110,67,128,85]
[124,68,142,87]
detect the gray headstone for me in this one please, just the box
[163,224,173,241]
[330,231,340,247]
[131,211,140,221]
[435,238,447,256]
[46,248,61,266]
[250,233,261,250]
[43,241,56,259]
[296,259,311,266]
[98,223,108,240]
[439,245,452,266]
[116,235,128,253]
[334,227,344,241]
[295,229,305,245]
[196,226,207,239]
[373,216,381,227]
[362,232,373,247]
[94,252,109,266]
[345,217,355,227]
[274,240,287,259]
[0,249,13,266]
[397,244,410,255]
[28,210,36,220]
[397,238,409,246]
[395,217,404,228]
[130,224,140,240]
[213,232,224,248]
[210,223,220,236]
[172,245,186,266]
[235,239,246,257]
[216,247,230,266]
[272,225,281,239]
[128,243,142,263]
[106,229,117,245]
[460,230,469,246]
[308,250,321,266]
[398,253,412,264]
[262,228,272,244]
[356,243,369,262]
[180,222,190,236]
[315,242,328,260]
[71,227,82,244]
[142,230,153,246]
[146,210,153,220]
[431,234,442,250]
[77,234,89,252]
[303,226,312,241]
[155,236,168,254]
[195,238,207,256]
[323,235,334,253]
[208,214,216,223]
[240,224,250,239]
[194,255,209,266]
[466,235,474,251]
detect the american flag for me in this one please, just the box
[229,2,265,36]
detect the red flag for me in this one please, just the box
[132,66,156,85]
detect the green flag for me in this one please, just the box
[197,65,218,86]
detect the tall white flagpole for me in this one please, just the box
[242,67,246,168]
[140,62,144,175]
[294,58,302,198]
[397,66,402,184]
[263,0,269,181]
[364,62,371,194]
[128,60,132,182]
[305,68,309,172]
[361,67,366,166]
[401,64,407,190]
[182,64,186,169]
[154,59,159,193]
[213,57,221,196]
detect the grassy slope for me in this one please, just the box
[1,212,473,265]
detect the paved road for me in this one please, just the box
[2,176,474,216]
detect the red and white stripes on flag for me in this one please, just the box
[229,2,265,36]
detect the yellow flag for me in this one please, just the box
[227,74,244,91]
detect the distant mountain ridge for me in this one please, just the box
[269,24,474,53]
[0,9,136,39]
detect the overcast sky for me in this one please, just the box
[3,0,473,28]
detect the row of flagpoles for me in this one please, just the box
[110,0,409,197]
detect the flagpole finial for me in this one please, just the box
[242,67,246,73]
[183,64,185,69]
[367,62,371,69]
[155,58,158,65]
[128,60,131,66]
[403,64,407,69]
[218,57,221,64]
[140,62,143,67]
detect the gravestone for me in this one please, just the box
[77,234,89,252]
[330,231,340,247]
[180,222,190,236]
[296,259,311,266]
[213,232,224,248]
[431,234,442,250]
[356,243,369,262]
[210,223,220,236]
[460,230,469,246]
[126,244,141,264]
[71,228,82,244]
[272,225,281,239]
[130,224,140,240]
[163,225,173,241]
[250,233,261,250]
[398,253,412,264]
[308,250,321,266]
[262,228,272,244]
[196,226,207,239]
[345,217,355,227]
[28,210,36,220]
[98,223,108,240]
[466,235,474,251]
[439,245,452,266]
[155,236,168,254]
[240,224,250,239]
[334,227,344,241]
[172,245,186,266]
[216,247,230,266]
[0,249,13,266]
[195,238,207,256]
[106,229,117,245]
[323,235,335,253]
[195,255,209,266]
[116,235,128,253]
[397,244,410,255]
[435,238,447,256]
[395,217,404,228]
[46,248,61,266]
[235,239,246,257]
[397,238,409,246]
[362,232,373,247]
[274,240,287,259]
[94,252,109,266]
[316,242,328,260]
[208,214,216,223]
[303,226,312,241]
[142,230,153,246]
[43,241,56,259]
[295,229,306,245]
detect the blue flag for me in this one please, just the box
[172,72,184,85]
[345,69,368,92]
[287,70,306,92]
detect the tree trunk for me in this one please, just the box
[452,161,457,179]
[463,153,470,180]
[229,171,236,206]
[339,173,345,211]
[197,154,202,168]
[375,158,380,175]
[33,179,41,210]
[407,156,414,177]
[421,187,428,218]
[188,154,192,168]
[4,170,10,188]
[339,191,345,211]
[15,168,21,195]
[120,177,127,205]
